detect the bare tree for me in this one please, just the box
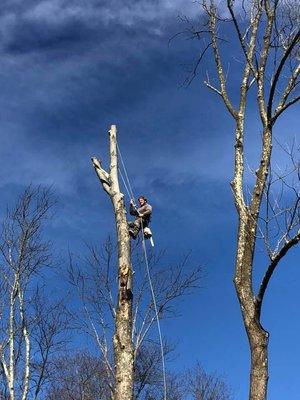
[91,125,134,400]
[45,351,232,400]
[181,1,300,399]
[0,186,69,399]
[187,364,232,400]
[45,351,110,400]
[30,290,70,400]
[68,236,202,399]
[140,363,232,400]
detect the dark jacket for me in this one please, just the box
[130,202,152,225]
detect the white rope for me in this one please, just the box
[141,221,167,400]
[117,142,135,201]
[116,141,167,400]
[118,167,133,201]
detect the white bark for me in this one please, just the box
[8,282,17,400]
[19,291,30,400]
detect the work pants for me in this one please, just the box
[128,218,148,235]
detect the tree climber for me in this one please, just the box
[128,196,152,239]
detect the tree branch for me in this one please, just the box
[91,157,111,195]
[256,0,277,125]
[257,230,300,316]
[227,0,259,79]
[272,63,300,122]
[208,6,237,118]
[267,30,300,120]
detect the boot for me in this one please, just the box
[143,227,152,239]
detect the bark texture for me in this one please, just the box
[197,1,300,399]
[92,125,134,400]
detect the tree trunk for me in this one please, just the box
[236,288,269,400]
[248,325,269,400]
[92,125,134,400]
[201,2,300,398]
[111,190,134,400]
[234,220,269,400]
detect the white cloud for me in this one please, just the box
[3,0,200,31]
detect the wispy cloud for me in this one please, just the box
[0,0,200,56]
[14,0,198,25]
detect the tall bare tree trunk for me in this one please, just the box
[191,1,300,398]
[233,127,272,400]
[249,325,268,399]
[234,220,269,400]
[92,125,134,400]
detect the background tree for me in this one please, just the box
[180,1,300,399]
[0,186,69,399]
[68,236,202,399]
[187,364,232,400]
[45,351,110,400]
[45,351,232,400]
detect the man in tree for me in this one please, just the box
[128,196,152,239]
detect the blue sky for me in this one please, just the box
[0,0,299,398]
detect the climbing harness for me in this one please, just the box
[116,141,167,400]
